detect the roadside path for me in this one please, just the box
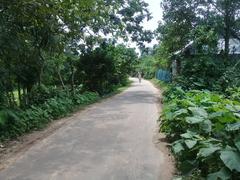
[0,78,174,180]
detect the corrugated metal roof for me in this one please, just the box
[173,39,240,55]
[173,41,194,55]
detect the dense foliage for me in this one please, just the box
[137,55,159,79]
[174,56,226,91]
[154,0,240,92]
[0,0,151,109]
[0,0,151,142]
[76,44,137,94]
[0,90,99,141]
[152,0,240,179]
[159,84,240,179]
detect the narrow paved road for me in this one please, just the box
[0,78,173,180]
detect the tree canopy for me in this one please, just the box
[0,0,152,108]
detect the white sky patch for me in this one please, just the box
[129,0,163,53]
[143,0,163,31]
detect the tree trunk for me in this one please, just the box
[57,68,65,89]
[70,63,75,95]
[10,90,16,107]
[22,88,27,107]
[224,0,231,61]
[39,50,45,86]
[17,81,21,107]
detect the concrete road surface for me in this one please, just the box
[0,78,173,180]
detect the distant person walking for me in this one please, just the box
[138,72,142,83]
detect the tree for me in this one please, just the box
[0,0,152,108]
[76,43,138,94]
[206,0,240,60]
[157,0,240,58]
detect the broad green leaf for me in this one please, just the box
[200,120,212,133]
[226,122,240,131]
[234,113,240,118]
[172,109,188,118]
[207,167,231,180]
[172,142,184,154]
[180,130,197,139]
[181,133,193,139]
[209,112,224,119]
[186,116,205,124]
[219,112,237,123]
[220,150,240,172]
[234,136,240,151]
[185,140,197,149]
[198,146,221,158]
[188,107,208,118]
[214,122,225,131]
[179,160,197,174]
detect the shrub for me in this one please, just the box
[161,89,240,179]
[226,87,240,102]
[28,85,70,106]
[174,56,225,91]
[0,109,23,141]
[0,91,99,142]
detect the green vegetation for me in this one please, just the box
[150,0,240,179]
[151,79,169,92]
[159,86,240,179]
[0,0,151,142]
[1,0,240,178]
[137,55,158,79]
[154,0,240,91]
[0,91,99,141]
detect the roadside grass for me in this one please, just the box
[0,81,132,143]
[151,78,170,92]
[101,79,133,99]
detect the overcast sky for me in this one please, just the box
[126,0,163,53]
[143,0,163,31]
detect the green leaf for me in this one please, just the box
[198,145,221,158]
[220,150,240,172]
[226,122,240,131]
[172,141,184,154]
[201,120,212,133]
[180,130,197,139]
[185,140,197,149]
[234,136,240,151]
[172,109,188,118]
[234,112,240,118]
[179,160,197,174]
[188,107,208,118]
[186,116,205,124]
[207,167,231,180]
[209,112,224,119]
[219,112,236,123]
[225,104,236,112]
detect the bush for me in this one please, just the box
[175,56,225,91]
[0,109,23,140]
[28,85,70,106]
[137,55,158,79]
[160,88,240,179]
[0,91,99,142]
[218,60,240,90]
[76,44,134,95]
[226,87,240,102]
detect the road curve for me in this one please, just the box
[0,78,174,180]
